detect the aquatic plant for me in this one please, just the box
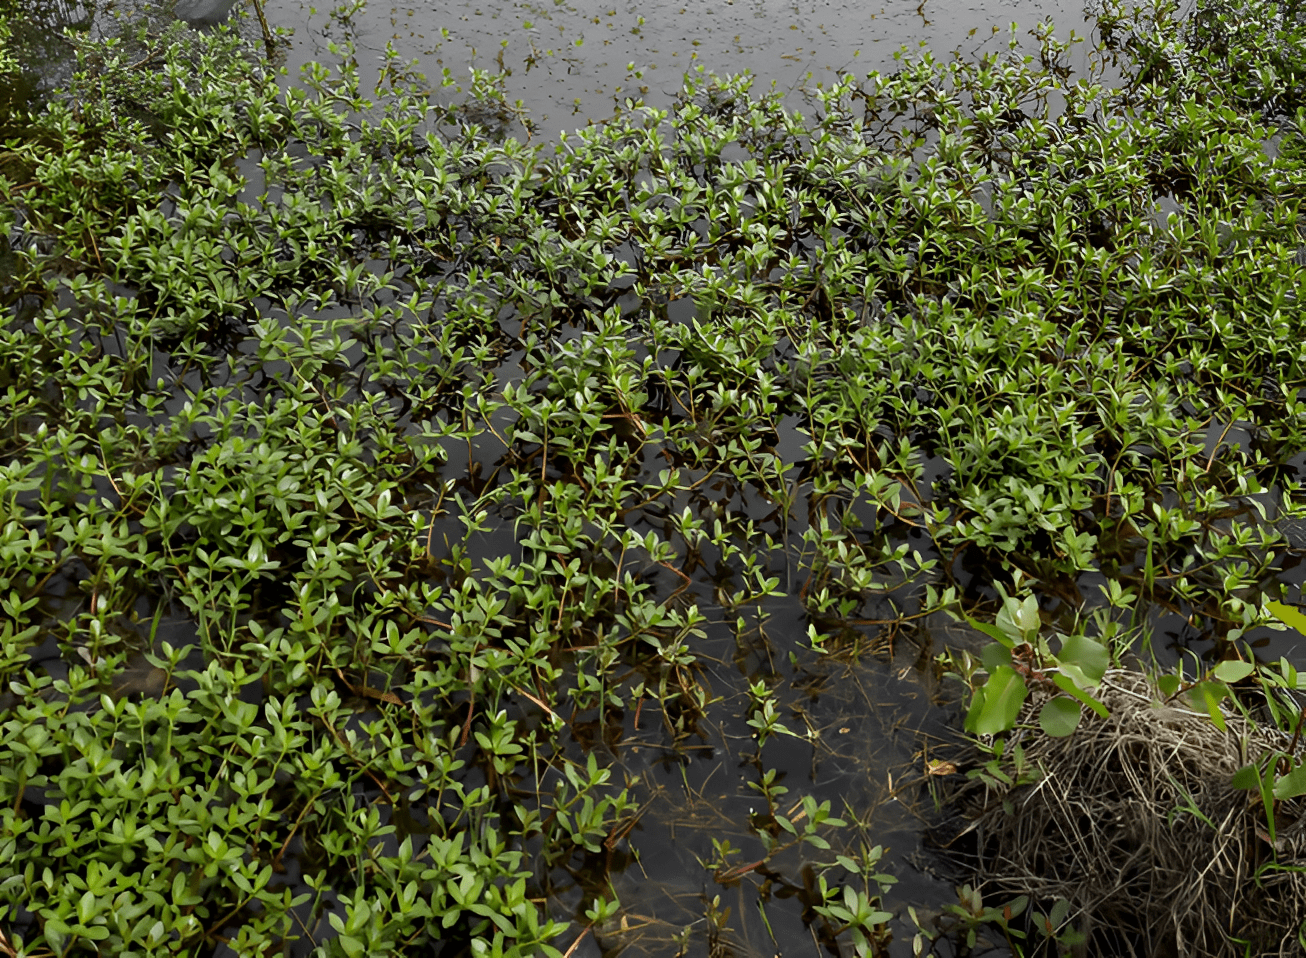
[0,0,1304,954]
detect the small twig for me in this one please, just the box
[1286,700,1306,758]
[128,46,166,70]
[561,925,592,958]
[507,681,563,725]
[460,692,475,747]
[271,795,319,871]
[321,715,396,805]
[1204,419,1235,474]
[248,0,278,59]
[86,228,103,269]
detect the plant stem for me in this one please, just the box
[249,0,276,58]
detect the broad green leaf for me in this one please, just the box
[1212,660,1255,684]
[1274,762,1306,800]
[1268,600,1306,636]
[1232,763,1262,790]
[1038,697,1082,737]
[966,614,1015,648]
[967,666,1029,735]
[1055,634,1109,687]
[1052,673,1109,718]
[1156,673,1181,700]
[982,642,1013,672]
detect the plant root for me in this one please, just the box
[940,670,1306,957]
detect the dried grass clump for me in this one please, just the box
[950,670,1306,957]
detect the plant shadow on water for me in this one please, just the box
[532,595,961,958]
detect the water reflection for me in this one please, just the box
[173,0,240,24]
[9,0,1100,132]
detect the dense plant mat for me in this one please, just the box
[1,0,1306,955]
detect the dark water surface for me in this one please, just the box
[16,0,1099,128]
[267,0,1099,129]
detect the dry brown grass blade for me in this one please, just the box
[938,670,1306,956]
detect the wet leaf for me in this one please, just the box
[995,596,1040,644]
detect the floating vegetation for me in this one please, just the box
[0,0,1305,954]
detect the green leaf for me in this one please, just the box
[1189,680,1229,732]
[78,889,97,924]
[1051,673,1109,718]
[1268,600,1306,636]
[966,613,1015,648]
[1212,660,1255,684]
[1274,762,1306,800]
[982,641,1013,672]
[967,667,1029,735]
[995,596,1040,644]
[1038,697,1082,737]
[1055,634,1109,687]
[1049,897,1071,928]
[1232,763,1262,790]
[44,918,70,955]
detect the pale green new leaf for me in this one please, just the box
[966,613,1015,648]
[1268,600,1306,636]
[1051,673,1109,718]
